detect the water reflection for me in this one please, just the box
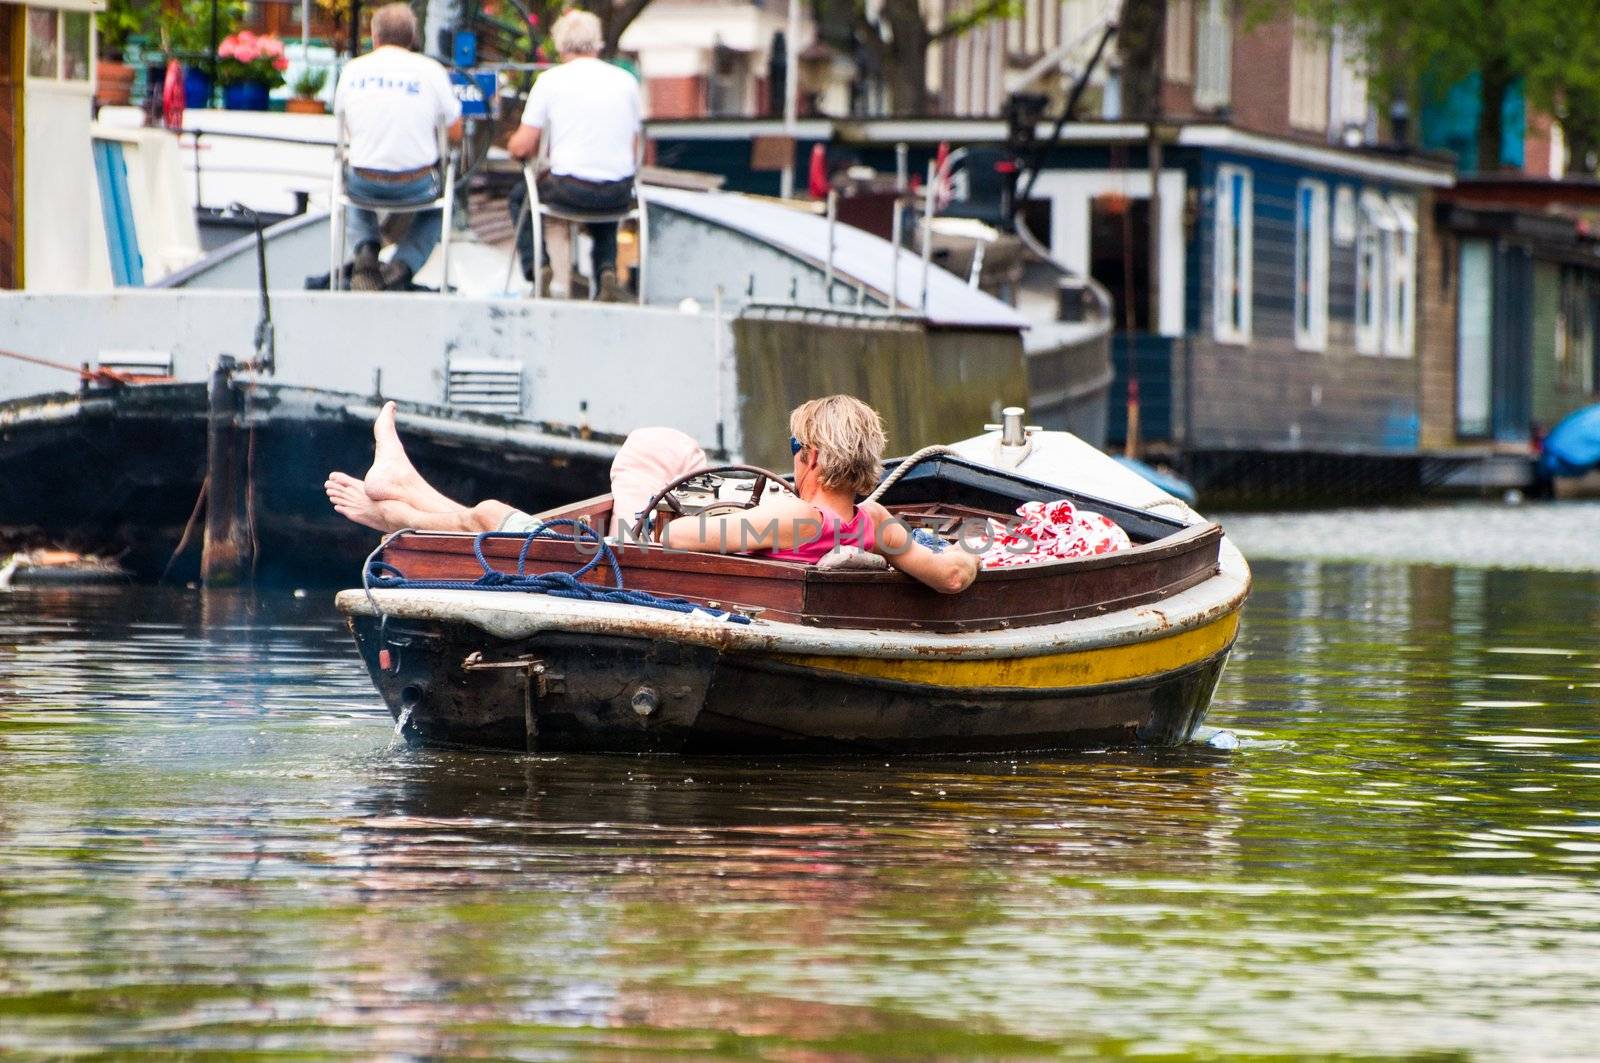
[1,563,1598,1057]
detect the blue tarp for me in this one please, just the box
[1539,404,1600,478]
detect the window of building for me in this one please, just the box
[1194,0,1232,110]
[1294,180,1329,351]
[1165,0,1195,85]
[1332,184,1357,245]
[25,7,91,83]
[1383,195,1417,357]
[1556,266,1598,394]
[1456,239,1494,437]
[1214,164,1252,343]
[1289,19,1328,132]
[1355,192,1417,357]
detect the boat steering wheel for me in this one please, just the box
[639,464,793,536]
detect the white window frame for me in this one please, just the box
[1355,191,1393,355]
[1294,179,1330,352]
[24,6,94,89]
[1383,194,1417,357]
[1213,164,1253,344]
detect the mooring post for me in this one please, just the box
[201,355,252,587]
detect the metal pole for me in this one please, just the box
[823,190,836,300]
[780,0,800,198]
[895,142,908,193]
[888,198,902,314]
[920,162,936,311]
[348,0,361,58]
[301,0,311,65]
[208,0,219,108]
[1147,123,1163,337]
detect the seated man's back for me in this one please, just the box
[524,57,641,183]
[336,44,456,173]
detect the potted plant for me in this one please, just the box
[95,0,147,106]
[160,0,247,107]
[287,66,329,114]
[216,31,290,111]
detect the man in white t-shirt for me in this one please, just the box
[506,9,642,300]
[333,3,463,291]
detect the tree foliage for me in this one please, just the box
[1270,0,1600,172]
[814,0,1019,116]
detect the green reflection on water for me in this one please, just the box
[0,564,1597,1059]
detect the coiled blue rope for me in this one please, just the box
[363,520,752,624]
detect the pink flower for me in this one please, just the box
[272,55,289,71]
[218,39,237,58]
[237,30,256,44]
[235,45,259,63]
[261,37,284,56]
[526,11,539,27]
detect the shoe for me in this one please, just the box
[349,242,382,291]
[597,268,625,303]
[538,264,554,297]
[381,260,413,291]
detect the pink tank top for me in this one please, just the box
[762,503,877,564]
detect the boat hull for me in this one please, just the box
[345,607,1237,754]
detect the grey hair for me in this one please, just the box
[370,2,418,49]
[552,9,603,56]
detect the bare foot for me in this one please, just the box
[326,473,395,532]
[362,401,460,512]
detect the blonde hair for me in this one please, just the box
[370,2,418,49]
[790,395,886,496]
[552,9,604,56]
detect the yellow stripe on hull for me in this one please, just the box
[768,612,1241,691]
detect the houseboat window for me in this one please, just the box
[26,8,57,79]
[1556,267,1598,394]
[1383,195,1418,357]
[1090,194,1152,331]
[61,11,90,82]
[1333,185,1357,246]
[1355,191,1396,355]
[1194,0,1232,110]
[1456,239,1494,438]
[1213,164,1253,343]
[1294,179,1330,351]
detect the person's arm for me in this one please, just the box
[863,501,979,594]
[508,124,542,161]
[447,117,464,144]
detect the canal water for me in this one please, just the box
[2,558,1598,1058]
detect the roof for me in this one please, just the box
[645,186,1029,331]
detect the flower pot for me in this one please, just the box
[95,60,135,106]
[222,80,271,111]
[285,97,327,115]
[183,67,213,109]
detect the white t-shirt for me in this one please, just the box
[521,58,642,182]
[334,46,461,172]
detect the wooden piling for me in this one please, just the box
[201,355,252,587]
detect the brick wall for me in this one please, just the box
[0,6,18,290]
[648,76,706,120]
[1228,15,1294,140]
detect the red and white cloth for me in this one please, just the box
[980,499,1131,570]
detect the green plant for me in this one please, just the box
[159,0,247,58]
[96,0,150,60]
[292,65,329,99]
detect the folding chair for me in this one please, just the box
[504,135,648,302]
[329,114,458,292]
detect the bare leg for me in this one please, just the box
[327,473,515,535]
[362,401,461,512]
[544,217,573,297]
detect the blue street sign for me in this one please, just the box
[450,71,497,118]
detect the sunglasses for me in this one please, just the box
[790,435,805,456]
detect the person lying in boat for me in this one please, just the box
[324,396,979,594]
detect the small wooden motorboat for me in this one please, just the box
[336,423,1250,754]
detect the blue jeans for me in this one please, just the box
[344,169,442,274]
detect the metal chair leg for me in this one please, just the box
[439,165,455,294]
[505,195,530,294]
[635,190,648,306]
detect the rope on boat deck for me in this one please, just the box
[361,520,753,625]
[864,445,964,505]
